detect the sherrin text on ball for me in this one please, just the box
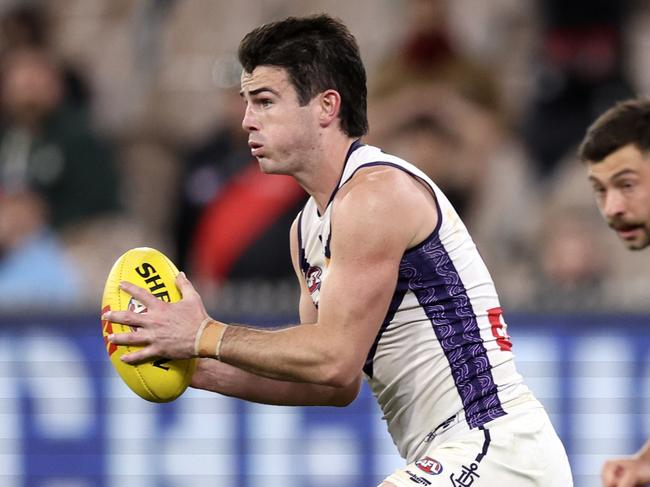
[101,247,196,402]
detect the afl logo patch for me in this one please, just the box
[306,266,322,294]
[128,297,147,314]
[415,456,443,475]
[127,298,147,332]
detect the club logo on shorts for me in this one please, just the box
[306,266,322,294]
[450,462,480,486]
[415,456,443,475]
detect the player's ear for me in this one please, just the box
[317,89,341,128]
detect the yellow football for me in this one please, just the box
[101,247,196,402]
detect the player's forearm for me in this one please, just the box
[197,319,359,387]
[191,358,360,407]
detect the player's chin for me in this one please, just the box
[257,157,290,175]
[255,156,273,172]
[623,233,650,251]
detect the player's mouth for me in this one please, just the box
[248,140,264,157]
[612,223,644,240]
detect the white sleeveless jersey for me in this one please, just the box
[297,141,533,462]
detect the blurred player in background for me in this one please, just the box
[579,98,650,487]
[105,14,573,486]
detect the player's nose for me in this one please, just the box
[603,190,627,219]
[242,105,259,132]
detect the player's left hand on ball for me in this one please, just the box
[103,272,209,364]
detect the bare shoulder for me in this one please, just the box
[338,164,435,205]
[332,165,438,250]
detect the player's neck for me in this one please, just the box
[294,134,356,213]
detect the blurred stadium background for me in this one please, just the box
[0,0,649,485]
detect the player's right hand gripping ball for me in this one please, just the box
[101,247,196,402]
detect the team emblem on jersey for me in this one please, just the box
[306,266,322,294]
[415,457,443,475]
[450,462,480,486]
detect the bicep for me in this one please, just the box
[316,218,410,369]
[315,168,436,371]
[316,242,401,368]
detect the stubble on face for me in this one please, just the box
[240,67,320,176]
[588,144,650,251]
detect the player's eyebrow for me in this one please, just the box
[587,168,637,184]
[610,168,638,179]
[588,168,638,183]
[239,87,280,97]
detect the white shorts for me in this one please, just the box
[381,406,573,486]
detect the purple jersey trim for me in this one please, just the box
[342,161,443,237]
[352,160,504,427]
[307,156,504,429]
[402,233,505,429]
[296,210,310,275]
[317,139,364,217]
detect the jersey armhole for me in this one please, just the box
[340,161,444,252]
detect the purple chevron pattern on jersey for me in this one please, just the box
[401,233,506,429]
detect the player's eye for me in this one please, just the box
[592,185,605,196]
[618,179,637,192]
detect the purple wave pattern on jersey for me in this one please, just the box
[401,234,505,429]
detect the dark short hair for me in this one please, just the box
[238,14,368,137]
[578,98,650,163]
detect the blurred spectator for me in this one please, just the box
[530,205,610,311]
[370,0,501,116]
[0,48,120,230]
[368,0,503,217]
[522,0,635,180]
[0,189,80,309]
[119,137,180,249]
[370,83,501,219]
[0,2,90,110]
[367,0,540,287]
[59,136,180,306]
